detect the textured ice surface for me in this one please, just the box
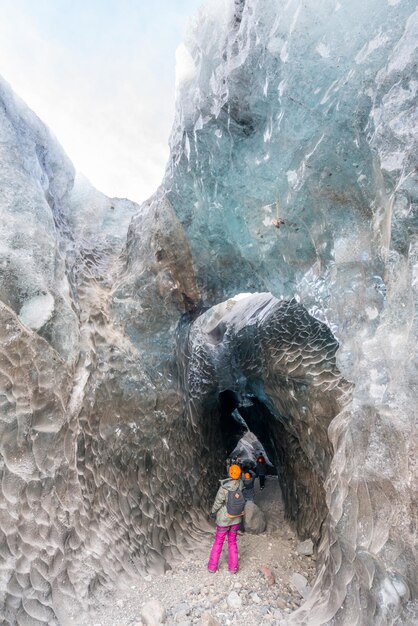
[0,0,417,625]
[0,77,79,364]
[165,2,418,622]
[0,77,214,626]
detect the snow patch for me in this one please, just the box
[316,42,330,58]
[19,293,55,331]
[365,306,379,320]
[286,170,298,188]
[380,151,405,171]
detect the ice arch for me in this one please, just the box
[181,292,350,543]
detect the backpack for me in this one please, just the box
[226,488,246,518]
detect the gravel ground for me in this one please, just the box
[75,477,316,626]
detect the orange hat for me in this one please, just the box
[244,472,251,479]
[229,464,241,480]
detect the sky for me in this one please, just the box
[0,0,201,203]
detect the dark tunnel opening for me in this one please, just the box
[215,389,327,543]
[217,390,276,472]
[239,396,328,541]
[211,382,334,543]
[184,296,350,552]
[217,389,247,455]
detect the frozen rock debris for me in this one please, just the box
[227,590,242,609]
[0,0,417,625]
[199,614,220,626]
[141,598,166,625]
[296,540,314,556]
[290,574,310,600]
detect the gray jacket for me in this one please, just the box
[211,477,244,527]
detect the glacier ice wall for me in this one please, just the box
[0,78,217,625]
[165,0,418,623]
[0,0,417,625]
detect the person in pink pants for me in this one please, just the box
[207,464,244,573]
[208,523,241,572]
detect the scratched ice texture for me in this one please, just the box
[0,0,417,624]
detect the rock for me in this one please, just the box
[290,574,310,599]
[259,565,276,586]
[198,613,220,626]
[243,501,266,534]
[276,598,286,609]
[227,591,242,609]
[296,540,314,556]
[174,602,191,620]
[141,599,166,625]
[250,592,261,604]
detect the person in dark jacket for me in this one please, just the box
[207,464,244,573]
[256,454,267,489]
[242,469,256,501]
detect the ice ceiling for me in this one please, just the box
[0,0,417,625]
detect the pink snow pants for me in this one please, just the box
[207,524,240,573]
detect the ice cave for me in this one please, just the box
[0,0,417,624]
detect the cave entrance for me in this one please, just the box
[185,295,349,545]
[218,389,276,473]
[217,387,330,542]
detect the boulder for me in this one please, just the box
[227,591,242,609]
[290,573,310,599]
[243,501,266,534]
[141,599,166,625]
[296,539,314,556]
